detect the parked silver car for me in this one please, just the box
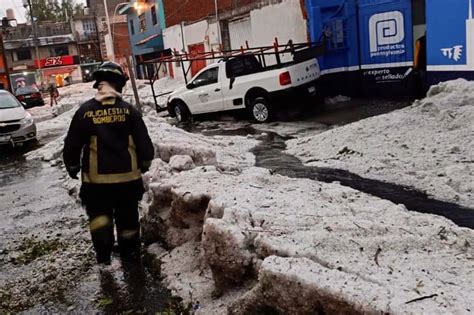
[0,90,37,146]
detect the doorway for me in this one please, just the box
[188,43,206,77]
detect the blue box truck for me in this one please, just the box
[306,0,474,97]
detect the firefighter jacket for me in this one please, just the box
[63,98,154,186]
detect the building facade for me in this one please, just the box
[85,0,132,65]
[0,41,8,90]
[120,0,166,78]
[4,22,82,89]
[71,13,103,82]
[161,0,308,81]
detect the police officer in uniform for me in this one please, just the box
[63,62,154,265]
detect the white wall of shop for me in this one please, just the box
[185,20,220,52]
[251,0,307,65]
[163,20,220,82]
[163,24,186,81]
[251,0,307,47]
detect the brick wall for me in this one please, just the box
[112,23,132,57]
[163,0,257,27]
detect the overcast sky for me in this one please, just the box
[0,0,87,23]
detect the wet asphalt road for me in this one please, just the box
[0,132,177,313]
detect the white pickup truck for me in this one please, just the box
[167,54,321,123]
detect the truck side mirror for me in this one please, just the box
[229,77,236,90]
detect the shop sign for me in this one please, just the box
[35,55,76,69]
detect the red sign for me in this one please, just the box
[35,55,76,69]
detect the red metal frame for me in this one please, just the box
[146,38,326,111]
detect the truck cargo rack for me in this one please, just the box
[142,38,326,111]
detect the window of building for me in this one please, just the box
[139,13,146,33]
[129,19,135,35]
[82,19,97,35]
[16,49,32,61]
[50,46,69,57]
[151,5,158,25]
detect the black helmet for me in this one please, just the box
[92,61,128,89]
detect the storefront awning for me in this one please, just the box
[136,48,172,64]
[136,34,162,47]
[41,65,78,77]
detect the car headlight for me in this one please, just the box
[21,112,34,127]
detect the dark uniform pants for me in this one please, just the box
[86,198,141,263]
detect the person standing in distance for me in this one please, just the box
[63,61,154,265]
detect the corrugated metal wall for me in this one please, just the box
[229,17,253,50]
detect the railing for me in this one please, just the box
[77,33,99,42]
[5,22,73,40]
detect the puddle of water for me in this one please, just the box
[251,132,474,229]
[98,258,183,314]
[38,256,185,314]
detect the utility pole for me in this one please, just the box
[214,0,222,45]
[23,0,44,85]
[103,0,115,61]
[125,54,141,113]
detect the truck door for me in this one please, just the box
[187,66,223,114]
[221,56,263,110]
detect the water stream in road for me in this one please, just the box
[194,99,474,229]
[250,132,474,229]
[196,124,474,229]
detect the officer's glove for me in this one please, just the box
[141,160,152,173]
[66,165,81,179]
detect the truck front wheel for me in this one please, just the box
[173,102,191,123]
[249,97,271,123]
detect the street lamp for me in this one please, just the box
[0,17,17,92]
[22,0,44,85]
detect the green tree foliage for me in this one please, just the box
[27,0,84,23]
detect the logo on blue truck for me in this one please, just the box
[427,0,474,70]
[359,0,413,68]
[369,11,406,58]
